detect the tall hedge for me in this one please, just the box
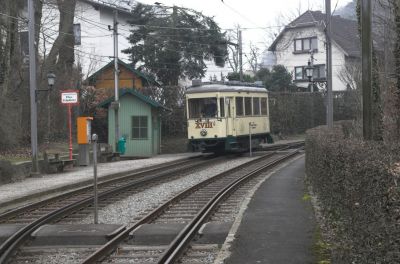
[306,124,400,263]
[269,91,359,135]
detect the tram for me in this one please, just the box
[186,81,273,153]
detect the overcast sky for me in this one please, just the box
[138,0,353,52]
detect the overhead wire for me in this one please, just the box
[0,3,277,73]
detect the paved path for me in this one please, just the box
[0,153,198,210]
[226,156,316,264]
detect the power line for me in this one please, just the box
[44,2,282,32]
[0,12,27,22]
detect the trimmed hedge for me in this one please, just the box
[306,124,400,263]
[269,91,359,135]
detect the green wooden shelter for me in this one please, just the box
[99,88,164,157]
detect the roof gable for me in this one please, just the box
[98,88,163,109]
[269,10,359,57]
[87,59,160,86]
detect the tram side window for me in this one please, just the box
[188,98,218,118]
[219,98,225,117]
[261,98,268,115]
[253,97,260,115]
[236,97,243,116]
[245,97,252,116]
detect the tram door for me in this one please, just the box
[225,97,235,136]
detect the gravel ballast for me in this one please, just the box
[76,157,256,225]
[0,153,199,207]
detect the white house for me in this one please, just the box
[68,0,136,74]
[266,10,360,91]
[30,0,228,81]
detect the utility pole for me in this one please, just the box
[238,30,243,82]
[325,0,333,129]
[112,10,120,151]
[310,50,314,93]
[28,0,39,174]
[361,0,372,140]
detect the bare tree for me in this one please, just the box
[245,42,261,74]
[226,25,240,73]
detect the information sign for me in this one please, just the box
[61,90,79,104]
[60,90,79,159]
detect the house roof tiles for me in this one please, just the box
[98,88,164,109]
[269,10,360,57]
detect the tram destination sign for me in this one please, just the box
[61,90,79,105]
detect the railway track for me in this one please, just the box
[82,146,302,264]
[0,155,226,263]
[0,142,303,263]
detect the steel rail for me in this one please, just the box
[0,155,220,263]
[157,149,301,264]
[0,155,205,221]
[81,144,302,263]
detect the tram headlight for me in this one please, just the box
[200,129,207,137]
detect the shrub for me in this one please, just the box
[306,124,400,263]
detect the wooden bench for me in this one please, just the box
[98,144,121,163]
[44,152,76,173]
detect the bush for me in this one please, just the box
[306,124,400,263]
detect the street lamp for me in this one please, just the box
[305,60,314,82]
[47,72,56,87]
[35,71,56,101]
[305,60,314,93]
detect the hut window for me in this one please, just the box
[131,116,148,139]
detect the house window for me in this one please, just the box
[314,64,326,79]
[132,116,148,139]
[295,67,304,80]
[294,64,326,81]
[294,37,318,53]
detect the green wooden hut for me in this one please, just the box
[99,89,164,157]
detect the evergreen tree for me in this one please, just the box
[123,3,228,86]
[254,65,294,92]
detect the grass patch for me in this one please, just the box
[313,227,331,264]
[302,193,311,201]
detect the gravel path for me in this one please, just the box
[0,153,199,205]
[75,157,256,225]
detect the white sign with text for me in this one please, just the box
[61,92,78,104]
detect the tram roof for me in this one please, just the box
[186,83,268,94]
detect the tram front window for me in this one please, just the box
[188,98,218,118]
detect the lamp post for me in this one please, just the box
[35,71,56,101]
[305,61,315,128]
[305,60,314,92]
[44,72,56,145]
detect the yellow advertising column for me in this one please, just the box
[77,117,93,166]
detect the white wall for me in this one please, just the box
[74,1,133,75]
[37,0,227,81]
[274,26,347,91]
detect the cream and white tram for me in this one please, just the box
[186,82,273,153]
